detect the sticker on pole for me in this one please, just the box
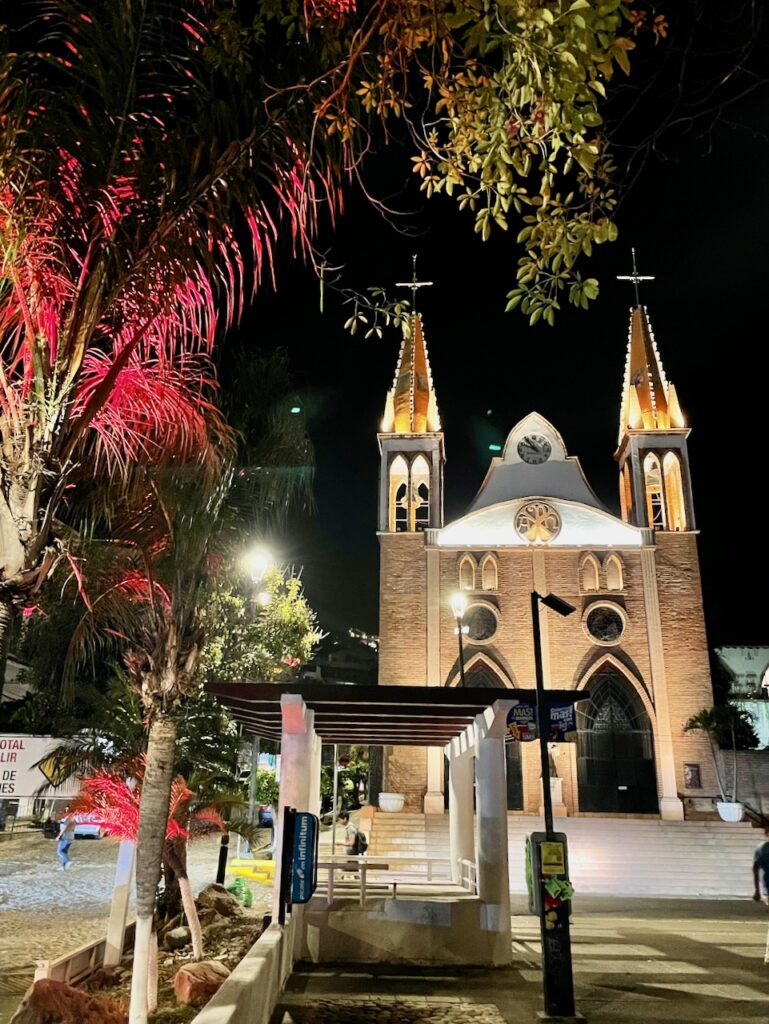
[506,704,537,742]
[540,841,566,876]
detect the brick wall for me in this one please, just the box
[378,533,428,685]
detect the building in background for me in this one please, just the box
[377,294,715,818]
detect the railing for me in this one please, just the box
[316,855,463,907]
[34,922,136,986]
[458,858,478,895]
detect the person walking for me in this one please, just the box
[752,825,769,964]
[338,812,359,856]
[56,814,76,870]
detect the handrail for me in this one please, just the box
[457,857,478,895]
[316,857,456,908]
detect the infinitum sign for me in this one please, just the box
[0,735,77,798]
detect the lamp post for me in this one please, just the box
[451,592,468,687]
[530,589,579,1021]
[243,547,274,853]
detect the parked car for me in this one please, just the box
[257,805,273,828]
[73,820,104,839]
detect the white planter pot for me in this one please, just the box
[716,800,744,822]
[378,792,405,813]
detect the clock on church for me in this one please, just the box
[517,433,552,464]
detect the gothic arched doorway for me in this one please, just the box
[444,659,523,810]
[577,671,657,813]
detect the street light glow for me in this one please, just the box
[450,592,468,620]
[256,590,271,607]
[290,405,301,414]
[245,547,273,582]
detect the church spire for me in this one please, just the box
[617,251,685,444]
[615,252,693,533]
[381,313,441,434]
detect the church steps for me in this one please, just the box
[368,811,759,896]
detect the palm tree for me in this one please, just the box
[0,3,340,696]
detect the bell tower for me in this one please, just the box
[377,307,444,534]
[615,253,695,532]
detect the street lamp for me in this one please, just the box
[530,590,578,1021]
[450,592,468,687]
[245,546,273,582]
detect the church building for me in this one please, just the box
[377,290,714,819]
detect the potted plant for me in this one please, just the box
[684,704,756,821]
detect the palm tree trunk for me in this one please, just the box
[178,874,203,961]
[0,598,16,706]
[129,712,177,1024]
[147,927,158,1015]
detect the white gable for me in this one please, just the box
[437,498,644,548]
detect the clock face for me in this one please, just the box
[517,433,552,465]
[585,605,625,645]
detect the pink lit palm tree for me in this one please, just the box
[0,2,341,691]
[69,765,226,963]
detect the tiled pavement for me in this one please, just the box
[276,896,769,1024]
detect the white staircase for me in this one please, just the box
[369,812,760,897]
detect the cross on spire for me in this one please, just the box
[396,254,433,310]
[617,247,654,306]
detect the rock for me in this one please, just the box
[195,883,243,919]
[10,979,127,1024]
[165,925,192,950]
[200,920,232,943]
[173,961,230,1006]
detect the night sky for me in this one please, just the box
[238,25,768,647]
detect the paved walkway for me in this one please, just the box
[277,896,769,1024]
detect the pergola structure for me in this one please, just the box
[209,681,584,966]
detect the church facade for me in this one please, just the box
[377,298,714,819]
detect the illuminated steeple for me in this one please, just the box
[618,304,685,444]
[615,252,694,532]
[381,313,441,434]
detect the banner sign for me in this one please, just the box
[290,811,319,904]
[506,703,577,743]
[0,736,78,799]
[506,704,537,742]
[547,702,577,742]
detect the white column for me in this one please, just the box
[308,733,322,817]
[104,840,135,966]
[447,737,475,885]
[474,704,512,949]
[272,696,317,918]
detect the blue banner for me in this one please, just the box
[506,702,577,742]
[291,812,319,904]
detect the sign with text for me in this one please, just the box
[506,703,577,742]
[547,702,577,742]
[0,736,77,798]
[290,811,319,904]
[507,704,537,742]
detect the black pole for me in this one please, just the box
[216,832,230,885]
[456,614,467,687]
[531,591,554,840]
[531,590,577,1020]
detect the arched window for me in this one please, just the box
[389,455,409,532]
[411,455,430,532]
[605,555,623,591]
[643,453,666,530]
[466,659,506,688]
[663,452,687,531]
[458,555,475,591]
[620,464,633,522]
[480,554,498,591]
[580,554,600,593]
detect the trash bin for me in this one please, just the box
[43,819,59,839]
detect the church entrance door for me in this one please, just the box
[577,672,657,814]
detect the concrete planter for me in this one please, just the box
[378,792,405,813]
[716,800,744,822]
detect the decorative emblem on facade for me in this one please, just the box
[514,501,561,544]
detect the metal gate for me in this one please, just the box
[577,674,657,813]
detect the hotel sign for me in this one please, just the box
[0,736,77,798]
